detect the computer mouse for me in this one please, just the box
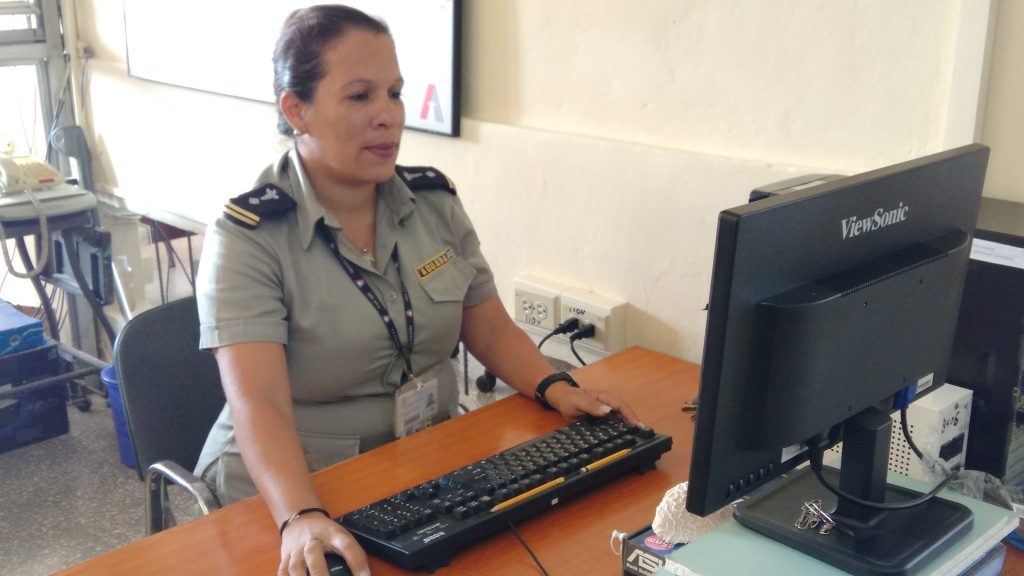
[324,553,353,576]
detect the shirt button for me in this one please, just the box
[387,291,398,301]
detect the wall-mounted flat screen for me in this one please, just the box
[124,0,461,136]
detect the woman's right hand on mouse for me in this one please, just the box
[278,514,370,576]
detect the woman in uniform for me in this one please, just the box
[193,5,641,576]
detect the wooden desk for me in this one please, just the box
[54,347,1024,575]
[1007,547,1024,576]
[56,347,698,575]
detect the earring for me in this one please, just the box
[292,127,304,137]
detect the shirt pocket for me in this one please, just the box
[419,257,475,303]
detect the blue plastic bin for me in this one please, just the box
[101,365,137,470]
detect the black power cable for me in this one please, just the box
[16,237,60,341]
[900,408,925,459]
[475,317,581,392]
[568,323,596,366]
[807,440,954,512]
[538,316,580,349]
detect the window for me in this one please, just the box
[0,0,68,164]
[0,64,45,156]
[0,0,43,38]
[1,0,68,304]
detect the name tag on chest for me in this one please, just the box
[394,371,440,438]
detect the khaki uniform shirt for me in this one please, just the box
[193,149,497,503]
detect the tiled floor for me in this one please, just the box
[0,398,147,575]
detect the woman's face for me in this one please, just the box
[294,30,405,188]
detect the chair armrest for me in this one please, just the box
[144,460,221,534]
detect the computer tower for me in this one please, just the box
[43,226,114,305]
[887,384,972,482]
[947,197,1024,484]
[828,383,972,483]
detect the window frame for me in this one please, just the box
[0,0,70,167]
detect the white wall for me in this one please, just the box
[66,0,1005,363]
[468,1,962,170]
[981,0,1024,202]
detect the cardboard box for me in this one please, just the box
[0,301,46,356]
[622,525,686,576]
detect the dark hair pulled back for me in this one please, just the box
[272,4,390,136]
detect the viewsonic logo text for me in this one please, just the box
[841,203,909,239]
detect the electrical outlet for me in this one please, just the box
[76,42,95,59]
[559,287,627,354]
[513,275,563,331]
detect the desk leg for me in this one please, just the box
[65,294,101,410]
[151,222,167,304]
[147,220,196,302]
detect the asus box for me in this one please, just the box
[622,525,686,576]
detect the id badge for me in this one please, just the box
[394,372,439,438]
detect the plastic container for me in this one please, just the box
[101,365,138,470]
[0,385,69,455]
[1,301,46,356]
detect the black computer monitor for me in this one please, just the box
[686,144,990,575]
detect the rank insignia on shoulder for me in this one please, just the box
[397,165,456,195]
[223,183,297,229]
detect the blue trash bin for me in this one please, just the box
[100,365,137,470]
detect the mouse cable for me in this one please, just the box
[807,444,955,511]
[507,520,550,576]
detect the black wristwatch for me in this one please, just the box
[534,372,579,411]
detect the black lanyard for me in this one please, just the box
[317,221,415,376]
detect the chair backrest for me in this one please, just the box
[113,296,224,479]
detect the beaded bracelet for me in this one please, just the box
[279,507,331,537]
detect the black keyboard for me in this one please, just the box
[339,417,672,571]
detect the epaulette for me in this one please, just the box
[223,183,297,229]
[396,165,457,195]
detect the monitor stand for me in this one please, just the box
[734,407,973,576]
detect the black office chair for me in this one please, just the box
[112,296,225,534]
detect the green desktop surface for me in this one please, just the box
[659,472,1018,576]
